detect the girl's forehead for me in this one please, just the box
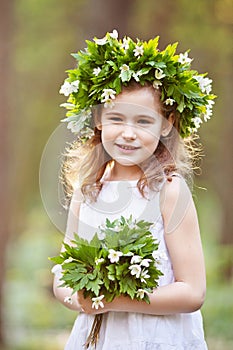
[101,102,162,119]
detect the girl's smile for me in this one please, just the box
[115,143,140,153]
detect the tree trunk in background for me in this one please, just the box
[79,0,135,38]
[0,0,14,347]
[217,51,233,280]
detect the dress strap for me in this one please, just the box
[166,172,182,182]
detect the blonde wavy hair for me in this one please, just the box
[61,82,200,204]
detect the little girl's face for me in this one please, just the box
[99,86,165,172]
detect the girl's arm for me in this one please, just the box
[78,176,206,315]
[52,188,83,311]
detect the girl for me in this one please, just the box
[52,31,215,349]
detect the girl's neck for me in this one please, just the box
[104,161,142,181]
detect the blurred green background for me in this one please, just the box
[0,0,232,349]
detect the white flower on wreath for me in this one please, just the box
[82,109,92,119]
[92,295,105,309]
[101,88,116,102]
[120,64,130,74]
[67,121,82,133]
[119,64,133,82]
[60,102,75,110]
[133,44,144,57]
[203,99,215,121]
[104,99,115,109]
[109,29,118,39]
[71,80,80,89]
[132,71,142,82]
[136,289,146,299]
[165,98,175,106]
[94,30,118,45]
[94,35,108,46]
[59,80,80,96]
[121,37,130,51]
[93,67,101,76]
[194,75,212,94]
[63,109,91,133]
[178,52,192,65]
[192,116,203,129]
[153,80,162,89]
[203,109,212,122]
[155,68,165,80]
[129,264,141,278]
[108,249,123,263]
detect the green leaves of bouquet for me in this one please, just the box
[50,216,163,348]
[50,216,163,307]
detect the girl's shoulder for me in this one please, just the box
[160,174,193,219]
[162,172,191,192]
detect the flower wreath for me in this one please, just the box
[59,30,216,139]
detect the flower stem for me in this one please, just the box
[84,314,103,349]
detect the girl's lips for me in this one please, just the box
[115,143,140,153]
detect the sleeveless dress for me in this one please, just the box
[64,180,208,350]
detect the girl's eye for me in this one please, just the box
[137,119,152,125]
[109,117,123,123]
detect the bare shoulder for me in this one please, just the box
[160,176,192,207]
[160,176,196,234]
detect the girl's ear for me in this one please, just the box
[161,112,175,137]
[96,123,102,130]
[93,110,102,130]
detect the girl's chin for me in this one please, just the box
[113,154,151,167]
[113,158,139,167]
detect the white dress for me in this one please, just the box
[64,180,208,350]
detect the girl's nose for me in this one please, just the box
[122,125,137,140]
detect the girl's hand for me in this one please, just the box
[77,290,108,315]
[78,291,146,314]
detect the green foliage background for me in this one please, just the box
[4,0,233,349]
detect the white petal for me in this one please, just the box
[109,29,118,39]
[51,264,62,275]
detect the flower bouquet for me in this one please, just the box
[50,216,163,349]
